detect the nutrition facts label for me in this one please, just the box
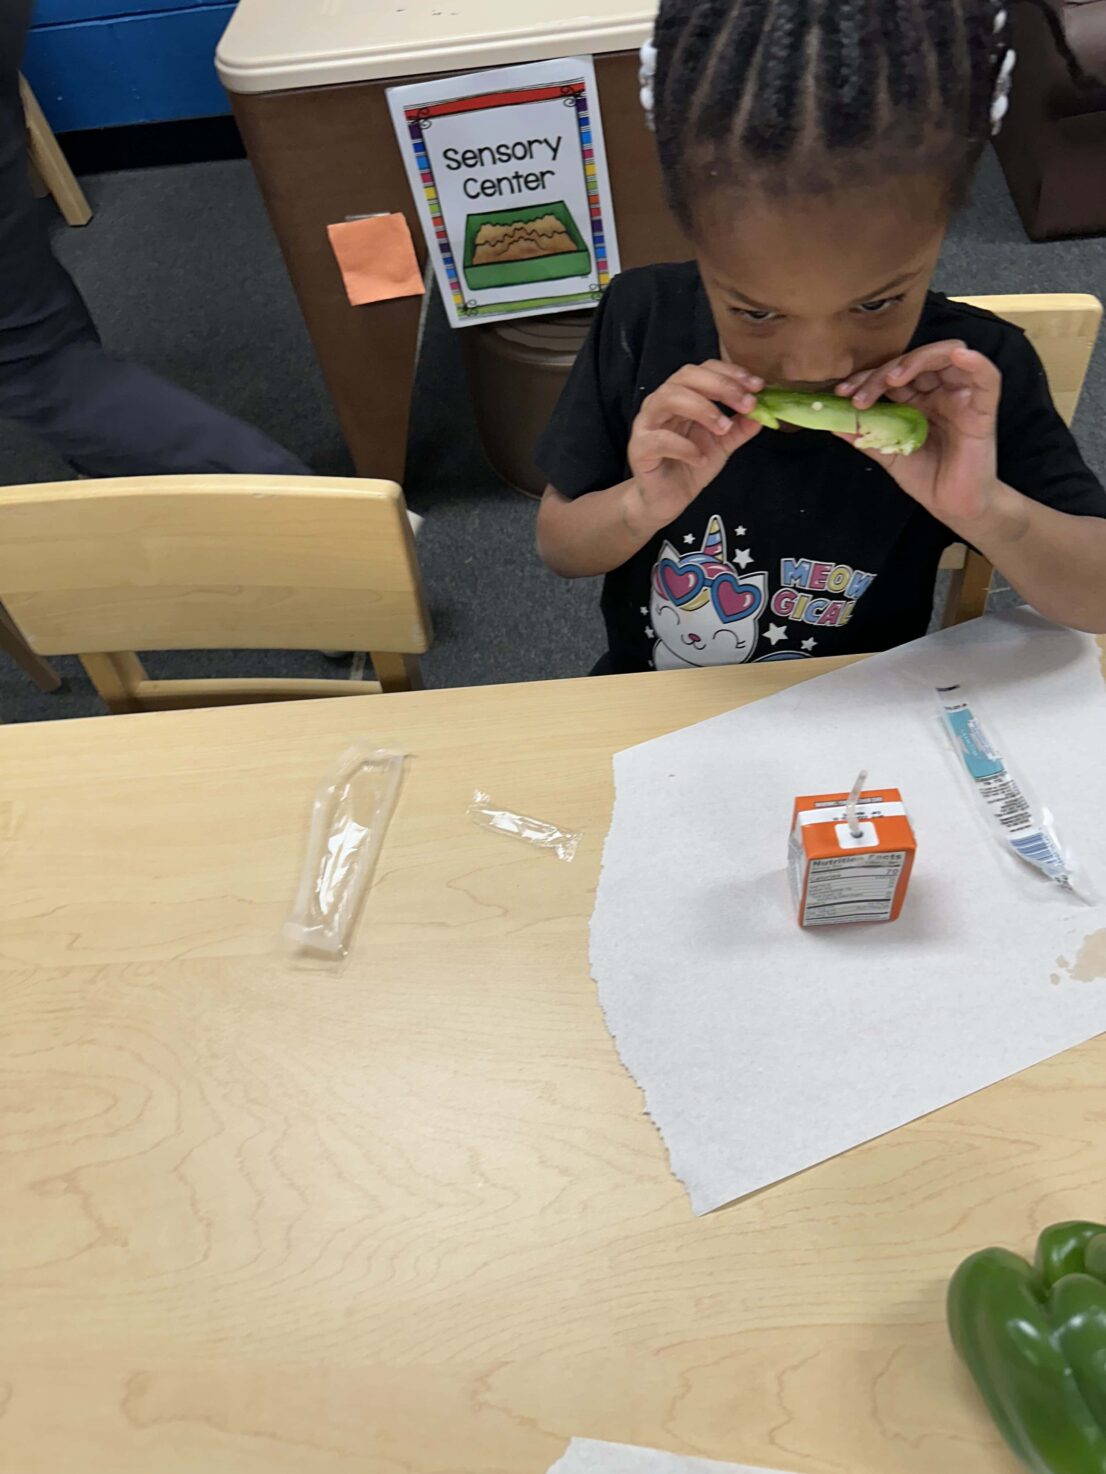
[801,852,907,926]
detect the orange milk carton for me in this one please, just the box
[788,783,916,927]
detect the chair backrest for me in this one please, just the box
[941,292,1102,625]
[0,475,432,711]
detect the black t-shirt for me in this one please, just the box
[535,263,1106,674]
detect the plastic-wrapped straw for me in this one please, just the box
[284,745,405,957]
[467,790,581,862]
[936,684,1093,902]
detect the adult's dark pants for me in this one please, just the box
[0,0,309,477]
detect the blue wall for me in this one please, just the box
[22,1,236,132]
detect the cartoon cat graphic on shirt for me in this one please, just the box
[650,515,768,670]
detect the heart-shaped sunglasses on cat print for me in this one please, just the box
[657,558,766,624]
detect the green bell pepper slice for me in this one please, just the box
[948,1221,1106,1473]
[748,388,928,455]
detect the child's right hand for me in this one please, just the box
[626,360,764,531]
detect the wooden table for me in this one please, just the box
[2,658,1101,1473]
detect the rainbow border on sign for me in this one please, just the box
[404,79,610,319]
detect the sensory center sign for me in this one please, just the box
[388,56,621,328]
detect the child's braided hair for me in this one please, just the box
[645,0,1100,228]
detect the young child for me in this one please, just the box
[535,0,1106,673]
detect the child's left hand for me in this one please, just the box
[835,341,1001,532]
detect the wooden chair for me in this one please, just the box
[20,75,91,228]
[0,475,431,713]
[0,602,61,693]
[941,292,1102,625]
[0,83,89,697]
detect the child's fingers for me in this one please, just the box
[639,383,748,437]
[842,342,953,406]
[719,414,763,451]
[903,370,943,394]
[894,363,979,396]
[851,341,1000,410]
[632,427,709,471]
[668,363,761,414]
[695,359,765,392]
[942,348,1003,418]
[835,368,878,398]
[884,370,1000,427]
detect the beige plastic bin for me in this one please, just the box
[463,313,592,497]
[217,1,686,483]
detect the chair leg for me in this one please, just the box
[0,603,62,693]
[80,653,149,713]
[371,652,423,693]
[20,75,92,227]
[27,156,48,198]
[942,550,993,627]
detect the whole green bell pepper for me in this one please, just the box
[948,1221,1106,1473]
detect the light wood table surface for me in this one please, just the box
[2,657,1101,1473]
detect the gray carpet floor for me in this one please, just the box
[1,146,1104,722]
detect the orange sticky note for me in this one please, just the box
[327,214,425,307]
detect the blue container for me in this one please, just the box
[23,1,236,132]
[34,0,227,21]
